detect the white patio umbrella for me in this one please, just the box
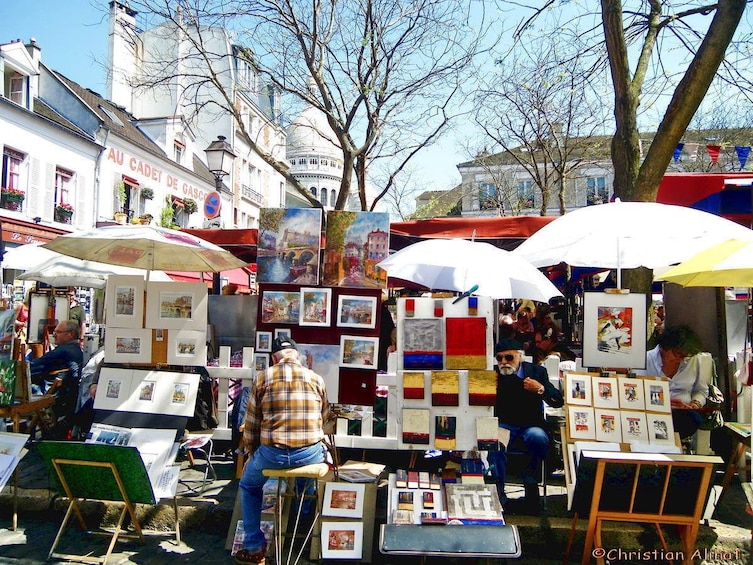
[18,254,171,289]
[2,242,59,270]
[41,224,247,273]
[376,238,562,301]
[513,200,753,287]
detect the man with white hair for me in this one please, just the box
[490,337,563,512]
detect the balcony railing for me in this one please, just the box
[241,184,263,204]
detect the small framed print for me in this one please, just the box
[138,380,156,401]
[340,335,378,369]
[336,295,378,329]
[618,377,646,410]
[274,328,292,342]
[644,378,671,413]
[260,290,300,324]
[145,282,208,330]
[299,287,332,327]
[621,410,649,444]
[167,329,207,366]
[322,482,365,518]
[105,328,153,363]
[172,382,190,405]
[567,405,595,440]
[321,521,363,560]
[565,373,592,406]
[254,353,270,373]
[94,368,134,411]
[256,331,272,352]
[582,291,647,369]
[595,409,623,443]
[647,412,676,446]
[592,376,619,409]
[105,275,145,329]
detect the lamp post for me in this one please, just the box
[204,135,237,294]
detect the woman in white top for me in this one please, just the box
[634,325,708,439]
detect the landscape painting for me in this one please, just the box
[322,210,390,288]
[257,208,322,284]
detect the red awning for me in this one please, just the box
[165,267,254,290]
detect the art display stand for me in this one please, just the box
[563,450,722,565]
[35,441,180,565]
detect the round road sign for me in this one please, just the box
[204,191,221,219]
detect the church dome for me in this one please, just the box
[287,105,341,159]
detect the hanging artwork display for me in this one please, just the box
[401,408,430,445]
[592,375,619,409]
[104,328,153,363]
[467,370,496,406]
[595,409,622,443]
[336,295,378,329]
[444,317,487,369]
[434,415,457,450]
[431,371,459,406]
[299,287,332,327]
[621,410,649,444]
[322,482,366,519]
[643,379,671,413]
[321,521,363,560]
[618,377,646,411]
[402,318,443,369]
[402,371,425,400]
[105,275,145,329]
[582,292,647,369]
[565,373,593,406]
[167,329,207,366]
[260,290,301,324]
[144,282,207,331]
[567,406,596,440]
[322,210,390,288]
[298,343,341,401]
[340,335,379,369]
[257,207,321,284]
[646,412,675,446]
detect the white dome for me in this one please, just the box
[287,106,341,159]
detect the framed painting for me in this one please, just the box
[582,291,647,369]
[402,318,443,370]
[257,208,322,284]
[93,368,134,411]
[618,376,646,411]
[105,275,145,329]
[298,343,341,401]
[127,370,199,417]
[644,378,671,413]
[621,410,649,444]
[336,295,378,329]
[145,282,208,330]
[321,521,363,560]
[256,331,272,352]
[299,287,332,327]
[254,353,270,373]
[565,373,592,406]
[594,409,623,443]
[167,329,207,366]
[322,210,390,288]
[567,405,596,440]
[105,328,153,363]
[259,290,300,324]
[592,375,619,409]
[647,412,676,446]
[274,328,292,342]
[339,335,378,369]
[322,482,366,518]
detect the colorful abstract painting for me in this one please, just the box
[402,371,425,399]
[257,208,322,284]
[431,371,459,406]
[322,210,390,288]
[435,415,457,450]
[445,317,487,369]
[402,408,430,445]
[402,318,443,369]
[467,370,497,406]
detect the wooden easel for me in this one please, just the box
[36,442,180,565]
[563,450,722,565]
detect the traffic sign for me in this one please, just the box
[204,191,221,219]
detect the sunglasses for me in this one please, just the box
[496,353,516,362]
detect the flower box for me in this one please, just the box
[1,188,25,211]
[55,203,74,224]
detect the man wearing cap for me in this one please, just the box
[236,336,330,565]
[490,337,563,512]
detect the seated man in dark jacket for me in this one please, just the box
[30,320,83,438]
[490,338,563,511]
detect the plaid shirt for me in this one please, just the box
[244,351,329,449]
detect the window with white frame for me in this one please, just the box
[586,176,608,205]
[9,74,25,106]
[518,180,534,208]
[478,182,498,210]
[174,141,185,165]
[2,148,24,190]
[55,167,74,209]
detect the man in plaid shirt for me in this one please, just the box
[236,336,330,564]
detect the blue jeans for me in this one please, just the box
[490,424,549,497]
[239,442,326,551]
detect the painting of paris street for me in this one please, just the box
[257,208,322,284]
[323,211,390,288]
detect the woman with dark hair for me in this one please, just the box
[634,325,709,439]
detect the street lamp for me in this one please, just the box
[204,135,237,294]
[204,135,237,191]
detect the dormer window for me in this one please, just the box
[9,74,25,105]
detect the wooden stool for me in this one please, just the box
[262,463,329,565]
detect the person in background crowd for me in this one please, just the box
[236,336,331,565]
[512,308,535,352]
[490,338,563,512]
[634,325,709,439]
[67,288,86,344]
